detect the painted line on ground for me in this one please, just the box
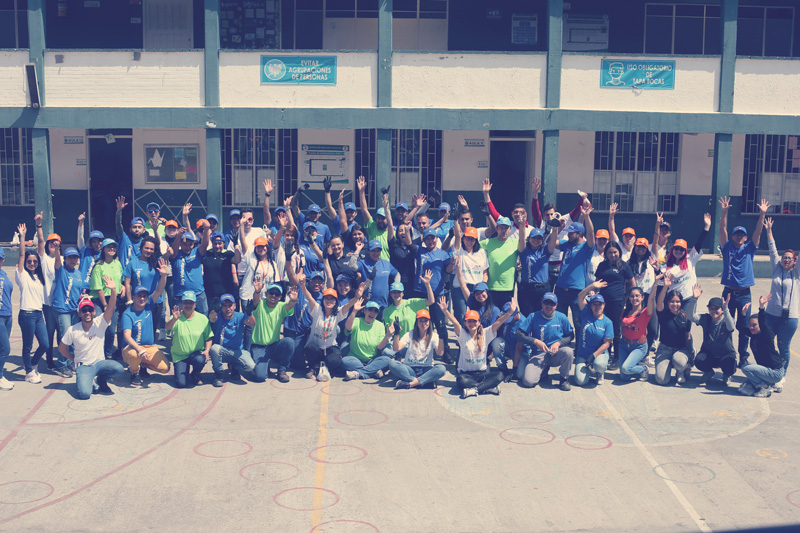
[595,388,712,533]
[0,379,63,453]
[791,349,800,359]
[311,379,330,529]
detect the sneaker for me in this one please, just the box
[95,381,113,395]
[0,377,13,391]
[212,378,224,388]
[596,373,605,385]
[139,366,151,378]
[54,367,73,378]
[738,382,756,396]
[229,368,241,381]
[677,374,686,385]
[699,371,714,384]
[305,369,316,380]
[721,373,732,387]
[375,369,385,379]
[343,370,361,381]
[130,372,142,387]
[442,353,454,365]
[640,367,649,381]
[559,380,572,391]
[773,378,784,393]
[753,385,772,398]
[483,386,500,396]
[394,380,411,390]
[607,359,619,371]
[460,387,478,399]
[26,371,42,384]
[277,370,290,383]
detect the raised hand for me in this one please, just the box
[338,188,345,205]
[759,294,772,308]
[283,195,293,209]
[414,194,426,208]
[209,310,218,322]
[723,293,731,308]
[353,297,365,312]
[420,269,433,285]
[17,223,26,238]
[656,212,664,226]
[508,297,518,314]
[718,196,731,210]
[382,192,389,210]
[591,280,608,289]
[297,273,307,286]
[452,255,461,270]
[386,321,395,337]
[663,273,673,287]
[436,295,448,311]
[609,203,618,218]
[102,275,117,291]
[78,212,86,223]
[157,257,169,275]
[532,177,541,195]
[182,203,192,216]
[263,179,274,195]
[253,279,264,295]
[115,196,128,212]
[287,285,299,302]
[323,176,332,193]
[457,194,468,209]
[355,282,366,299]
[703,212,712,230]
[482,178,492,194]
[765,217,774,231]
[172,305,181,320]
[692,283,703,299]
[648,256,659,269]
[758,198,771,214]
[34,211,43,226]
[581,203,594,216]
[356,176,367,192]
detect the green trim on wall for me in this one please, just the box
[32,128,53,235]
[27,0,45,107]
[377,0,392,108]
[711,133,733,251]
[719,0,738,113]
[204,0,221,108]
[206,129,222,222]
[546,0,563,109]
[376,128,391,207]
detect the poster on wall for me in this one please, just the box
[260,56,337,85]
[563,13,609,52]
[511,14,538,45]
[600,59,675,89]
[145,145,199,183]
[300,144,350,188]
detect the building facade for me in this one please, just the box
[1,0,799,246]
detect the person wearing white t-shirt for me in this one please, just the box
[236,208,267,282]
[15,223,48,384]
[449,222,489,326]
[58,276,124,400]
[35,215,62,371]
[659,213,711,300]
[387,309,446,389]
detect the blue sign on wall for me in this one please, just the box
[600,59,675,89]
[260,55,337,85]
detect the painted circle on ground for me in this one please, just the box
[509,409,555,424]
[71,443,134,464]
[308,444,368,464]
[193,440,253,458]
[564,435,613,450]
[67,397,119,413]
[334,410,388,427]
[320,383,361,396]
[756,448,788,459]
[166,416,220,433]
[768,400,800,416]
[239,462,301,483]
[117,383,163,395]
[499,427,556,446]
[498,459,562,483]
[273,487,340,511]
[310,520,380,532]
[0,481,54,504]
[144,396,187,409]
[652,462,716,484]
[270,379,319,391]
[370,383,412,394]
[786,489,800,508]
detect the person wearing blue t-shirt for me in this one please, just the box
[718,196,768,367]
[51,247,89,378]
[77,215,103,288]
[519,227,551,316]
[324,184,360,236]
[357,240,399,310]
[114,196,145,270]
[514,292,575,390]
[429,203,455,241]
[293,200,331,248]
[209,293,256,387]
[412,229,452,358]
[284,271,324,370]
[168,225,211,315]
[549,203,595,337]
[574,283,615,387]
[299,222,325,277]
[121,259,170,386]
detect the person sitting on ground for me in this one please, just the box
[58,276,124,399]
[342,299,392,381]
[685,283,737,387]
[654,274,695,386]
[208,294,256,387]
[574,281,614,387]
[165,291,212,388]
[388,309,446,390]
[250,281,298,383]
[738,295,785,398]
[382,272,435,359]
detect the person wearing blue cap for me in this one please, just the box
[250,280,299,383]
[143,202,166,239]
[114,196,146,271]
[76,211,104,286]
[357,239,399,310]
[383,274,435,359]
[481,213,527,308]
[208,293,256,387]
[573,282,615,386]
[411,228,452,356]
[90,237,125,360]
[327,185,359,235]
[121,260,170,386]
[357,176,393,260]
[282,271,325,373]
[203,231,241,309]
[224,208,242,249]
[427,202,454,242]
[518,226,551,316]
[548,202,595,335]
[718,196,770,368]
[166,291,213,388]
[299,222,325,277]
[291,189,331,247]
[51,247,87,378]
[514,291,575,390]
[0,244,13,390]
[123,234,165,339]
[167,222,211,315]
[342,299,392,380]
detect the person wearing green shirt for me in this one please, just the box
[166,291,213,388]
[357,175,393,261]
[342,299,392,380]
[144,202,167,238]
[481,215,526,308]
[381,272,435,360]
[250,279,298,383]
[90,238,126,360]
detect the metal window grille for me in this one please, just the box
[742,134,800,215]
[737,6,795,57]
[354,129,376,208]
[0,128,34,206]
[592,131,680,214]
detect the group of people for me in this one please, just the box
[0,176,795,401]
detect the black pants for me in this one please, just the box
[284,330,311,370]
[305,344,342,372]
[695,350,737,377]
[519,283,550,317]
[554,287,582,336]
[604,298,625,361]
[489,290,514,309]
[456,369,504,393]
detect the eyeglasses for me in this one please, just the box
[267,291,282,297]
[244,218,254,223]
[25,259,39,264]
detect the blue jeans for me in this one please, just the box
[0,315,11,379]
[451,285,472,326]
[18,310,49,373]
[43,304,59,366]
[209,344,255,374]
[574,352,609,386]
[74,359,124,400]
[388,360,446,386]
[722,287,751,361]
[173,353,206,388]
[240,299,253,351]
[490,337,506,366]
[619,340,649,381]
[341,355,390,378]
[765,313,797,373]
[742,363,784,388]
[251,338,295,381]
[55,310,80,369]
[92,299,119,359]
[381,346,408,360]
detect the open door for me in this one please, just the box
[88,135,133,239]
[489,138,534,218]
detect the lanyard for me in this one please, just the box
[781,268,795,310]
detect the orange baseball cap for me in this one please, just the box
[165,220,179,228]
[595,229,609,239]
[416,309,431,319]
[254,237,268,247]
[622,227,636,236]
[635,238,650,247]
[322,288,338,298]
[464,310,480,321]
[464,227,478,239]
[674,239,688,249]
[46,233,61,242]
[195,219,209,229]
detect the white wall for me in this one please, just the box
[220,52,376,107]
[557,130,595,193]
[132,129,206,190]
[561,55,719,113]
[0,52,30,107]
[734,59,800,115]
[442,131,490,191]
[49,129,88,190]
[679,133,714,196]
[43,52,204,107]
[392,53,546,109]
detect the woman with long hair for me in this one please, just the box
[388,309,446,389]
[659,212,710,300]
[594,240,633,367]
[15,223,47,385]
[619,279,660,382]
[654,274,694,385]
[574,281,614,386]
[628,237,660,349]
[449,221,489,323]
[123,234,164,338]
[89,238,125,359]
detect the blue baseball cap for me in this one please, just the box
[308,204,322,214]
[130,217,145,227]
[206,213,219,224]
[211,231,225,242]
[567,222,586,234]
[309,271,325,280]
[390,282,404,292]
[101,238,117,248]
[274,206,287,214]
[528,227,544,239]
[496,217,512,227]
[589,293,605,304]
[303,221,317,232]
[344,202,357,212]
[732,226,747,236]
[423,229,436,239]
[181,291,197,302]
[229,209,242,218]
[376,208,386,217]
[0,248,4,259]
[181,232,197,242]
[336,274,352,284]
[501,301,518,324]
[368,239,382,251]
[88,230,104,241]
[438,202,450,211]
[365,301,381,310]
[395,202,409,211]
[133,285,150,295]
[473,282,489,292]
[64,247,80,258]
[542,292,558,304]
[267,283,283,295]
[220,294,236,304]
[145,202,160,211]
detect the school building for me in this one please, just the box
[1,0,799,246]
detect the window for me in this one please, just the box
[220,0,281,49]
[592,131,680,214]
[0,128,34,206]
[222,129,297,207]
[0,0,28,49]
[737,6,794,57]
[644,3,721,55]
[325,0,378,18]
[742,134,800,215]
[394,0,447,19]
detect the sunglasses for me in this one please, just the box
[267,291,282,297]
[147,209,159,214]
[79,308,94,313]
[26,259,39,264]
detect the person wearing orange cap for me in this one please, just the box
[660,212,711,300]
[450,219,489,324]
[34,212,63,371]
[608,202,636,261]
[388,309,446,389]
[167,221,211,315]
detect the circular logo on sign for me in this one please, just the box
[264,59,287,81]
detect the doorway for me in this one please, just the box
[489,137,535,218]
[88,135,133,239]
[143,0,194,49]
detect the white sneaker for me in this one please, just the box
[0,377,13,391]
[596,373,604,385]
[25,371,42,384]
[677,375,686,385]
[460,387,478,399]
[157,328,167,342]
[343,370,361,381]
[773,377,785,393]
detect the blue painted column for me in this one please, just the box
[541,0,563,206]
[28,1,52,233]
[204,0,222,218]
[376,0,393,203]
[711,0,738,251]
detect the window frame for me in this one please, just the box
[0,128,34,207]
[741,134,800,216]
[643,3,721,55]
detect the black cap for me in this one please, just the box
[660,221,671,229]
[708,297,724,308]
